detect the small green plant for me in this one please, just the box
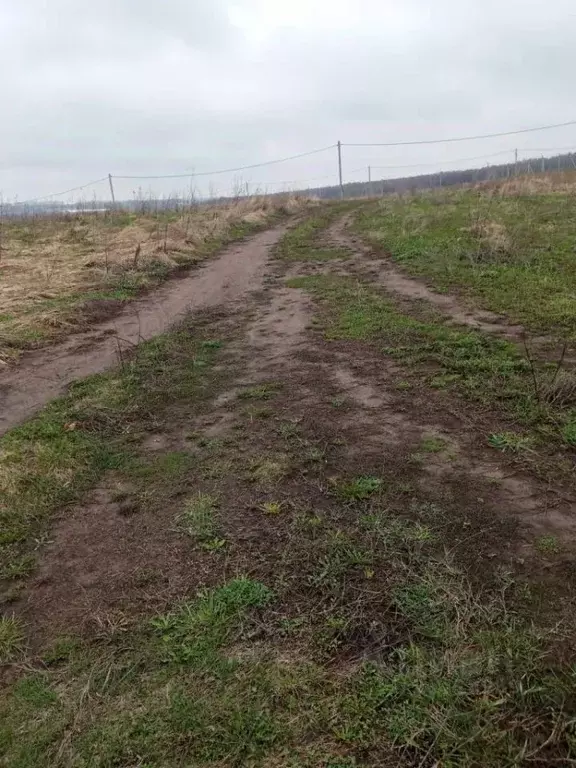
[178,493,219,542]
[278,420,301,439]
[259,501,283,516]
[561,421,576,446]
[244,405,273,420]
[330,396,347,408]
[201,538,227,553]
[0,616,25,662]
[249,456,290,486]
[536,535,561,555]
[337,476,383,501]
[238,383,280,401]
[201,340,223,350]
[488,432,533,452]
[419,435,447,453]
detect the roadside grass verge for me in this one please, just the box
[354,187,576,337]
[0,323,224,595]
[0,195,312,363]
[286,274,576,449]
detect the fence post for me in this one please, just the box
[337,141,344,198]
[108,174,116,207]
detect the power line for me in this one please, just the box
[343,119,576,148]
[114,145,336,180]
[521,146,576,153]
[370,150,514,171]
[19,176,109,205]
[10,123,576,204]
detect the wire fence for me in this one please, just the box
[8,118,576,208]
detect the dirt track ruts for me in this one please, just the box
[0,225,287,436]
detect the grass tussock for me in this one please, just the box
[0,195,313,363]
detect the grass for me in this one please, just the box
[488,431,534,453]
[536,534,561,555]
[286,274,576,448]
[238,382,281,400]
[0,616,25,662]
[336,475,383,501]
[0,195,313,363]
[0,319,224,594]
[178,493,219,542]
[354,181,576,336]
[419,435,447,453]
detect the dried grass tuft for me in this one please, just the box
[468,219,512,256]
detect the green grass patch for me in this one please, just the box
[336,475,383,501]
[238,382,281,400]
[419,435,447,453]
[0,616,25,662]
[354,188,576,336]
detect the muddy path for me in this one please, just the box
[16,212,576,645]
[0,225,287,436]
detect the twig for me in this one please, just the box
[522,334,541,404]
[549,339,569,388]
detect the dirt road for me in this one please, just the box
[4,209,576,767]
[0,225,286,435]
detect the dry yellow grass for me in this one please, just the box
[0,195,313,363]
[479,169,576,196]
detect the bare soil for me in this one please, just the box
[0,225,287,435]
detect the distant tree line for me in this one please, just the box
[308,152,576,200]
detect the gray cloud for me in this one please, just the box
[1,0,575,200]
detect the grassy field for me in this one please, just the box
[0,195,310,364]
[2,197,576,766]
[354,173,576,336]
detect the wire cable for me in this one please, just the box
[18,177,109,205]
[370,150,515,171]
[114,145,336,180]
[343,119,576,148]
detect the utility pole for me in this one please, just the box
[367,166,371,198]
[541,155,545,174]
[337,141,344,199]
[514,149,518,176]
[108,174,116,206]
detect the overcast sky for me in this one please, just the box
[1,0,576,201]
